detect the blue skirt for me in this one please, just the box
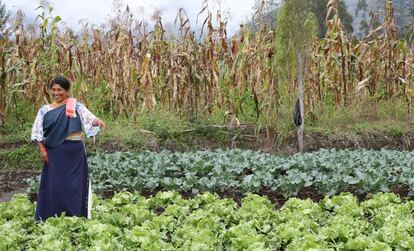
[35,140,89,221]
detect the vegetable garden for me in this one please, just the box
[1,148,412,250]
[2,189,414,250]
[1,0,414,250]
[25,148,414,199]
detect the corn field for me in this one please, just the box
[0,0,412,127]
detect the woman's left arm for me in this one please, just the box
[77,102,106,136]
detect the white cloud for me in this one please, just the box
[3,0,256,34]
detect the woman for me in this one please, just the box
[31,76,105,221]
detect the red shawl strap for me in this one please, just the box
[66,98,77,118]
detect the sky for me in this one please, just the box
[3,0,257,34]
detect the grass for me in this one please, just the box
[307,98,413,134]
[1,98,414,170]
[0,144,40,169]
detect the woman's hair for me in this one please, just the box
[50,76,70,90]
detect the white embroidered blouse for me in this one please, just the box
[31,102,100,142]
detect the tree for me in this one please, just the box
[356,0,368,16]
[247,0,281,30]
[0,0,10,38]
[250,0,353,37]
[355,0,370,37]
[377,0,414,39]
[309,0,353,37]
[0,0,9,126]
[361,0,414,39]
[394,0,414,40]
[275,0,318,152]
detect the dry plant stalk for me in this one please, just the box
[0,0,413,127]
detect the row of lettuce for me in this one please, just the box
[1,191,414,250]
[26,148,414,197]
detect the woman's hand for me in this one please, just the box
[93,118,106,130]
[38,143,48,164]
[40,150,48,164]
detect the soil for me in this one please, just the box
[141,185,413,208]
[91,129,414,156]
[2,170,413,206]
[0,170,41,202]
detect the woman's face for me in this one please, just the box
[50,83,68,103]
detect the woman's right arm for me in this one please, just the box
[31,107,48,164]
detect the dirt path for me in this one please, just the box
[0,170,40,202]
[0,188,27,202]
